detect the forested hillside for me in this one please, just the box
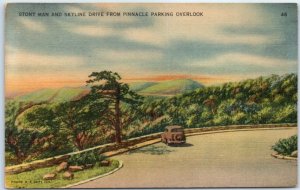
[5,73,297,165]
[137,79,203,95]
[129,73,297,137]
[13,87,89,103]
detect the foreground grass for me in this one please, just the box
[5,160,119,188]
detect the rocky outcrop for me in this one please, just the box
[63,171,74,180]
[291,150,297,157]
[43,173,56,180]
[100,160,110,166]
[84,164,94,169]
[56,162,68,172]
[69,166,84,172]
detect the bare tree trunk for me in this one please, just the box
[75,135,83,150]
[114,88,122,144]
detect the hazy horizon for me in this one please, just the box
[6,72,298,99]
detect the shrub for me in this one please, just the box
[272,135,297,155]
[232,112,247,124]
[255,107,273,124]
[213,114,231,126]
[274,104,297,123]
[68,150,106,166]
[127,117,172,138]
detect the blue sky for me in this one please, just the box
[5,3,298,95]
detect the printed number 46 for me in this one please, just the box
[281,12,287,16]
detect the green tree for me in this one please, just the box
[23,104,65,158]
[203,95,217,114]
[54,91,114,150]
[5,101,51,163]
[86,71,143,144]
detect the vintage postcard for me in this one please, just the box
[4,3,298,188]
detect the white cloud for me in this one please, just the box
[69,25,116,37]
[190,53,297,72]
[95,49,164,62]
[63,5,139,38]
[119,4,280,46]
[121,27,168,46]
[61,4,280,47]
[83,49,165,78]
[5,47,85,70]
[18,18,46,32]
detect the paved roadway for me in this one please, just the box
[73,128,297,188]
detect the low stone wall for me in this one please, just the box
[5,123,297,174]
[5,132,162,175]
[184,123,297,134]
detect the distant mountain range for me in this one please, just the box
[13,87,90,103]
[130,79,203,96]
[11,79,203,103]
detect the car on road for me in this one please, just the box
[161,125,186,145]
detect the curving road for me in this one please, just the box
[73,128,297,188]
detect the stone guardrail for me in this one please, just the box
[5,123,297,174]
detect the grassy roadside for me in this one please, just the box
[5,160,119,188]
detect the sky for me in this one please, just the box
[5,3,298,96]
